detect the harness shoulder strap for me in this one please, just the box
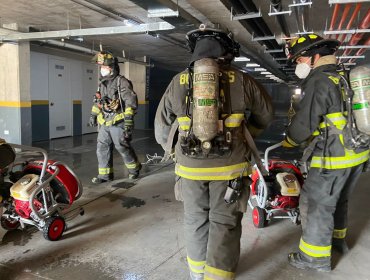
[242,123,267,175]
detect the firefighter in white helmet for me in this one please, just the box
[155,25,273,280]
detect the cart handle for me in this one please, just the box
[264,142,283,171]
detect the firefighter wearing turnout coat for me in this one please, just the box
[283,34,369,272]
[89,51,141,183]
[155,25,273,280]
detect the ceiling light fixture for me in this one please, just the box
[147,8,179,18]
[245,63,260,67]
[337,55,365,59]
[234,57,250,62]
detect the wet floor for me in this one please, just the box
[1,118,369,280]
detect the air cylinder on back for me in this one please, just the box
[350,65,370,135]
[192,58,219,143]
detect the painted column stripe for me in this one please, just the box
[31,100,49,106]
[73,100,82,105]
[0,101,31,107]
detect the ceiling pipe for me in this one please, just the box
[232,0,281,50]
[349,36,370,63]
[291,0,310,33]
[38,39,154,67]
[335,4,352,40]
[342,8,370,59]
[329,4,341,39]
[0,27,153,67]
[338,3,362,43]
[270,0,290,37]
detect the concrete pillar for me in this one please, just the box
[120,57,149,129]
[0,24,31,144]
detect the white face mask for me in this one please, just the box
[295,62,311,79]
[100,68,111,77]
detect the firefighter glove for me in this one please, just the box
[89,115,98,127]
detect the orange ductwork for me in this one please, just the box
[335,4,352,40]
[329,4,340,39]
[338,3,362,42]
[342,8,370,57]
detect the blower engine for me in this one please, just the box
[1,144,83,241]
[10,160,80,220]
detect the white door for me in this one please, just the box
[49,59,72,138]
[82,63,99,134]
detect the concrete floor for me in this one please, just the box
[0,127,370,280]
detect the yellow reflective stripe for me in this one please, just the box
[187,256,205,274]
[124,107,134,115]
[319,113,347,129]
[204,264,235,280]
[113,113,125,124]
[178,116,191,131]
[97,113,105,125]
[99,167,113,175]
[91,106,100,114]
[308,34,318,39]
[328,75,340,85]
[299,238,331,258]
[224,114,244,127]
[333,228,347,239]
[175,162,250,180]
[178,116,191,122]
[125,162,138,169]
[311,150,369,169]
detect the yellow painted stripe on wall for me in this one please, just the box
[31,100,49,105]
[73,100,82,105]
[0,101,31,107]
[138,100,149,105]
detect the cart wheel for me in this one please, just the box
[43,216,65,241]
[252,206,266,228]
[0,213,20,231]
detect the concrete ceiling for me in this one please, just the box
[0,0,369,82]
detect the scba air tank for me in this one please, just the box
[192,58,219,144]
[350,65,370,135]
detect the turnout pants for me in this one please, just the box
[96,123,140,180]
[180,178,246,280]
[298,164,363,259]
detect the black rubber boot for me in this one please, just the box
[128,163,142,179]
[288,252,331,272]
[91,177,113,184]
[332,238,349,254]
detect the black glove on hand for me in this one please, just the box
[89,115,98,127]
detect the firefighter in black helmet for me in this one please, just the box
[283,34,369,271]
[89,51,141,183]
[155,24,273,280]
